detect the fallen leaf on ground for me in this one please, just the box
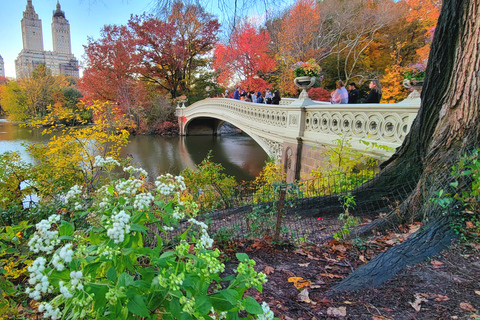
[409,293,427,312]
[321,273,345,279]
[434,294,450,301]
[264,266,274,275]
[297,289,315,304]
[327,306,347,317]
[475,291,480,296]
[298,263,310,267]
[359,255,366,263]
[288,277,311,289]
[460,302,477,312]
[430,260,444,266]
[466,221,474,228]
[333,244,347,253]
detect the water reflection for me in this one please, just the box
[0,120,268,181]
[122,134,268,181]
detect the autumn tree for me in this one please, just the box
[333,0,480,291]
[129,2,220,98]
[80,24,144,114]
[315,0,405,84]
[268,0,321,95]
[21,64,69,117]
[213,22,275,91]
[0,81,29,121]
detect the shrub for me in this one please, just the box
[307,87,331,102]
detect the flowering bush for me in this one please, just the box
[22,159,274,320]
[403,63,426,84]
[292,59,322,78]
[172,95,187,104]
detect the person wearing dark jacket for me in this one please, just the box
[363,79,382,103]
[348,83,360,104]
[272,90,281,105]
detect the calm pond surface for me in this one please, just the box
[0,119,268,181]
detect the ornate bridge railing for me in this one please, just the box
[176,96,420,181]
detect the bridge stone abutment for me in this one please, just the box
[176,97,420,183]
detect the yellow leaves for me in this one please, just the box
[288,276,311,289]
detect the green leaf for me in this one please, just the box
[59,235,74,241]
[130,224,147,234]
[59,221,74,237]
[219,289,239,306]
[195,295,212,315]
[118,273,134,287]
[127,295,149,317]
[236,253,249,262]
[108,185,114,196]
[244,297,263,314]
[89,229,102,245]
[226,312,240,320]
[106,266,117,281]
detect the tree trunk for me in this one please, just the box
[332,0,480,291]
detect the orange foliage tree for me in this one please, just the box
[270,0,321,96]
[213,22,275,91]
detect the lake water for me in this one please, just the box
[0,119,268,181]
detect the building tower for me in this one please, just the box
[15,0,79,79]
[51,1,72,55]
[0,55,5,77]
[21,0,44,52]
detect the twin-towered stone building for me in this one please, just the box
[15,0,79,79]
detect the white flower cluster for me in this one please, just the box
[51,244,74,271]
[28,215,61,254]
[38,302,61,320]
[133,192,154,210]
[106,210,131,244]
[59,271,83,299]
[188,218,213,249]
[172,207,185,220]
[63,185,83,205]
[124,166,148,177]
[257,302,274,320]
[26,257,49,300]
[94,156,120,167]
[155,174,186,195]
[115,179,143,195]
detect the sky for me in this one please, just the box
[0,0,160,78]
[0,0,293,79]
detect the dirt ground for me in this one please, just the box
[222,227,480,320]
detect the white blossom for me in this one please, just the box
[106,210,131,244]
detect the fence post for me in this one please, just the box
[273,188,286,242]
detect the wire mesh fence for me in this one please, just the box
[172,163,422,244]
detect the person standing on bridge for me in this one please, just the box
[233,87,240,100]
[265,89,273,104]
[362,79,382,103]
[348,83,360,104]
[272,90,281,105]
[256,91,264,104]
[331,80,348,104]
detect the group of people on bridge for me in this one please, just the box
[214,87,281,105]
[331,80,382,104]
[209,79,382,105]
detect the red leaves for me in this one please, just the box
[213,22,275,88]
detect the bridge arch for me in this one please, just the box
[182,112,282,159]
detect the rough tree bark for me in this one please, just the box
[332,0,480,291]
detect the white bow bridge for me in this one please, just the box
[176,97,420,181]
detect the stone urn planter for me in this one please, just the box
[294,76,316,99]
